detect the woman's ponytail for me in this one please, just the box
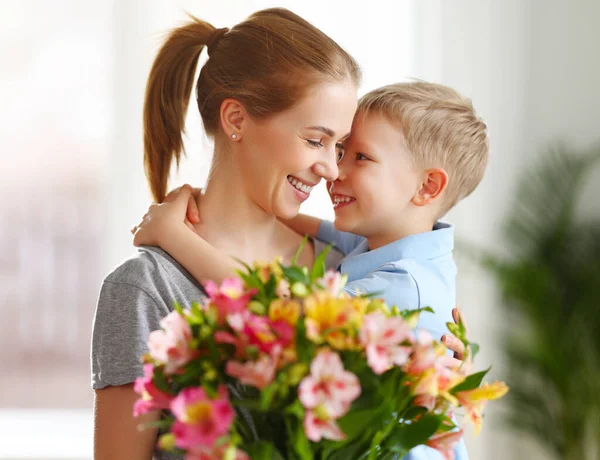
[143,17,215,202]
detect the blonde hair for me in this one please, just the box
[358,82,489,216]
[144,8,361,202]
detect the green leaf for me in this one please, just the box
[337,407,382,440]
[469,342,481,361]
[291,235,309,266]
[285,418,313,460]
[385,414,443,453]
[152,367,174,395]
[295,319,315,363]
[450,367,490,393]
[243,441,285,460]
[282,265,310,285]
[310,244,332,282]
[259,383,278,411]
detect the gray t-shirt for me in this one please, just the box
[91,242,342,459]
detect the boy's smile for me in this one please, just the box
[328,111,424,248]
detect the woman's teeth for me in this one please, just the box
[287,176,314,193]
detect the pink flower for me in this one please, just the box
[404,330,437,376]
[299,348,360,419]
[426,430,463,460]
[243,314,294,354]
[226,352,279,390]
[359,311,413,375]
[133,364,173,416]
[148,311,195,373]
[275,279,291,299]
[304,409,346,442]
[316,271,347,296]
[204,278,257,322]
[170,386,235,449]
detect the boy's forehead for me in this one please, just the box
[347,111,405,145]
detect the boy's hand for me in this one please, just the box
[442,307,467,363]
[165,184,202,225]
[131,186,196,247]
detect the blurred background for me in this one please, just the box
[1,0,598,459]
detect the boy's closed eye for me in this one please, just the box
[356,152,370,161]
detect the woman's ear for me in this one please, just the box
[412,168,449,206]
[219,98,247,141]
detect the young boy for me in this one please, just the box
[281,82,489,347]
[133,81,488,459]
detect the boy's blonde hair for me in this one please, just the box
[358,82,489,216]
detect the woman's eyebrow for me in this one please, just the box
[306,125,335,137]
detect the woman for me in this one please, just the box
[92,8,465,459]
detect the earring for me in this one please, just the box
[231,133,238,140]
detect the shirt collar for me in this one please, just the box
[339,222,454,282]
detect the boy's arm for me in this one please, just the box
[316,220,367,256]
[161,227,240,285]
[132,187,239,285]
[279,214,322,238]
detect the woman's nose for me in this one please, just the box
[312,148,339,182]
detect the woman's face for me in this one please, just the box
[238,79,358,219]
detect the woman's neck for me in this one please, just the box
[193,161,281,262]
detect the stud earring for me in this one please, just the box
[231,133,238,139]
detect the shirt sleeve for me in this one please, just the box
[317,220,366,256]
[343,266,420,311]
[91,279,169,389]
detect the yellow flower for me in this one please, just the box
[254,257,284,283]
[304,292,366,350]
[270,299,301,326]
[456,381,509,436]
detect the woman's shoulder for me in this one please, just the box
[101,246,207,306]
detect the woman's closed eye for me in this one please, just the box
[306,139,324,148]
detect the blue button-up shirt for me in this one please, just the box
[317,221,469,460]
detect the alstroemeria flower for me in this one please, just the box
[316,270,347,297]
[226,351,279,390]
[426,430,464,460]
[170,386,234,449]
[275,279,291,299]
[404,330,438,376]
[304,409,346,442]
[299,348,360,419]
[304,292,367,350]
[269,298,300,326]
[244,314,294,354]
[204,278,257,322]
[455,382,509,435]
[148,310,195,373]
[359,311,413,374]
[133,364,173,416]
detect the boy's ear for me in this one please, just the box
[412,168,449,207]
[219,98,247,140]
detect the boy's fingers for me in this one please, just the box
[187,195,200,224]
[164,186,182,203]
[442,334,465,360]
[173,186,192,210]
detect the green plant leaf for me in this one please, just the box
[385,414,443,453]
[450,367,490,393]
[310,244,332,282]
[243,441,285,460]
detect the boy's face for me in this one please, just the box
[328,111,422,239]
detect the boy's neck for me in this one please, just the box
[366,219,435,250]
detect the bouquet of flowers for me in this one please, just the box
[133,246,507,459]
